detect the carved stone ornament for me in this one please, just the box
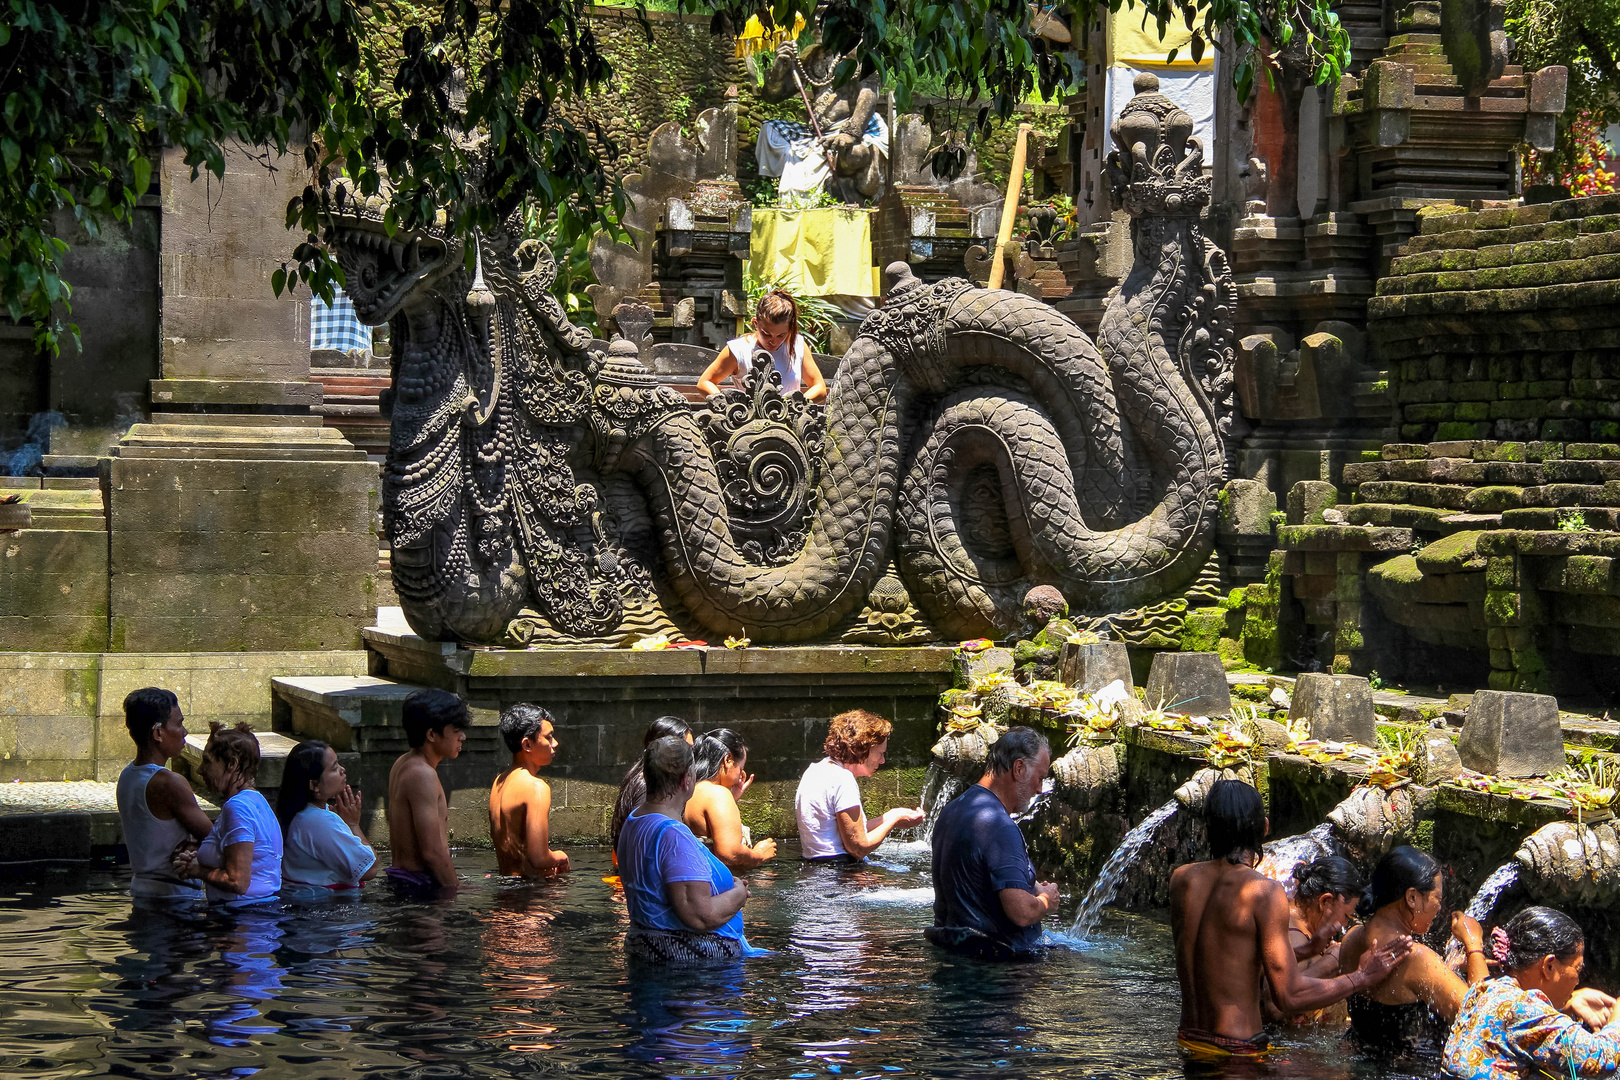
[328,73,1232,645]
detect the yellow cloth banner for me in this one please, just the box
[1108,5,1213,68]
[749,208,876,297]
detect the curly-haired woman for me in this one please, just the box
[794,709,923,862]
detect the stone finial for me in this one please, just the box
[1288,673,1378,745]
[1458,690,1565,778]
[1145,652,1232,716]
[1059,640,1133,695]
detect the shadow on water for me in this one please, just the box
[0,847,1446,1079]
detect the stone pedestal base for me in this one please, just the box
[108,413,378,651]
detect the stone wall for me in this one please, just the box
[0,650,366,782]
[1371,194,1620,444]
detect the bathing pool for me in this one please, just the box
[1,840,1436,1078]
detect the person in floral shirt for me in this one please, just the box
[1444,906,1620,1079]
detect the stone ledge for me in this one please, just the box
[150,379,323,407]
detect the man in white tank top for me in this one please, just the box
[116,687,213,899]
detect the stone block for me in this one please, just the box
[1218,479,1277,537]
[1057,641,1133,694]
[1144,652,1232,716]
[1287,673,1377,745]
[1412,732,1463,785]
[953,648,1014,688]
[1287,480,1339,525]
[1458,690,1566,777]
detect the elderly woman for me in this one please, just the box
[1263,855,1365,1025]
[1339,846,1489,1054]
[174,723,282,904]
[684,729,777,873]
[794,709,923,863]
[1443,906,1620,1079]
[275,739,377,894]
[618,736,750,963]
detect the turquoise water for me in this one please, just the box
[0,840,1426,1078]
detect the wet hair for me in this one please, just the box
[756,289,800,356]
[202,722,261,786]
[500,702,555,754]
[986,726,1050,775]
[1292,856,1364,903]
[1205,779,1266,864]
[1358,845,1442,918]
[1501,906,1584,971]
[402,688,469,749]
[124,687,179,749]
[644,715,691,745]
[643,735,695,801]
[694,729,747,782]
[275,740,332,836]
[824,709,892,765]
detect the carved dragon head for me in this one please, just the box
[324,181,460,325]
[1106,71,1209,219]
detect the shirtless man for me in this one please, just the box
[489,703,570,878]
[387,688,469,893]
[1170,779,1412,1058]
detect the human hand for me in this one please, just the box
[1451,912,1484,951]
[734,773,755,800]
[1036,881,1060,915]
[753,837,778,861]
[172,849,200,879]
[1567,987,1616,1029]
[334,784,363,828]
[1356,934,1413,985]
[888,807,926,829]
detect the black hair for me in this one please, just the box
[124,686,179,749]
[694,729,747,783]
[643,735,695,801]
[402,688,469,749]
[645,715,691,745]
[500,702,555,754]
[276,740,333,836]
[1501,906,1584,971]
[986,726,1050,775]
[1205,779,1266,864]
[1292,855,1364,903]
[1358,845,1442,918]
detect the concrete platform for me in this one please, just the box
[0,780,217,863]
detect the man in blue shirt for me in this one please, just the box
[927,726,1058,960]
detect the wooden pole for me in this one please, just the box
[987,123,1033,291]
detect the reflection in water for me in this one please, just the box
[0,849,1442,1079]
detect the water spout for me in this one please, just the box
[917,765,965,845]
[1257,822,1339,891]
[1069,799,1180,941]
[1445,862,1521,965]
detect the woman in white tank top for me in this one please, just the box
[697,290,827,401]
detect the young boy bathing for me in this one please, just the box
[489,703,570,878]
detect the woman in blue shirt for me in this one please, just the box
[174,723,282,904]
[617,735,750,963]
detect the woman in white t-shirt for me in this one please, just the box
[794,709,924,863]
[697,290,827,401]
[275,739,378,893]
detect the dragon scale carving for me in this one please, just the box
[332,77,1234,645]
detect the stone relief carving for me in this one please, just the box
[328,75,1232,646]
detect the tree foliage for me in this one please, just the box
[1508,0,1620,179]
[3,0,1350,356]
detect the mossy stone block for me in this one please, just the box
[1058,640,1133,694]
[1458,690,1565,777]
[1144,652,1232,716]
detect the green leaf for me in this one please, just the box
[131,156,151,197]
[0,139,17,174]
[272,266,287,296]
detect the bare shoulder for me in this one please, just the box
[392,754,441,798]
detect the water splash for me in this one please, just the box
[1069,799,1180,941]
[1445,862,1521,965]
[917,766,964,845]
[1257,823,1339,892]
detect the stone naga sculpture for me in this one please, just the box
[328,76,1232,645]
[1515,821,1620,906]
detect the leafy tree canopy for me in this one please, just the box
[3,0,1349,354]
[1508,0,1620,178]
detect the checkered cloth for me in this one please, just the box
[310,289,372,354]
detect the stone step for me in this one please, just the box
[272,675,427,749]
[0,781,219,863]
[177,728,305,795]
